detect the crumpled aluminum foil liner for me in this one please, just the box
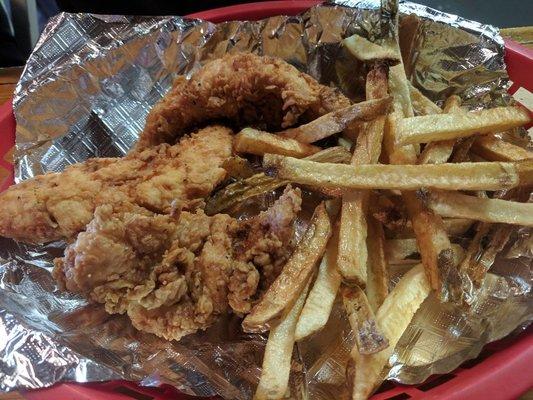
[1,0,531,398]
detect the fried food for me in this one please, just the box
[471,135,533,161]
[343,34,399,62]
[137,52,351,149]
[205,146,350,215]
[254,279,310,400]
[421,190,533,226]
[352,264,431,399]
[342,285,389,354]
[242,203,332,333]
[263,155,524,191]
[295,224,341,341]
[279,97,392,144]
[0,125,233,243]
[396,106,531,145]
[408,82,442,116]
[337,65,388,284]
[418,95,462,164]
[234,128,320,157]
[53,187,302,341]
[365,216,389,312]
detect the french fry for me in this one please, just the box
[390,218,474,239]
[460,224,514,299]
[383,111,419,164]
[242,203,332,333]
[295,225,341,341]
[396,106,531,145]
[280,97,392,144]
[385,238,419,262]
[352,264,431,400]
[403,190,462,301]
[408,82,442,116]
[254,279,311,400]
[342,285,389,355]
[418,95,462,165]
[263,155,524,191]
[389,64,414,118]
[443,218,475,236]
[422,190,533,226]
[385,238,464,265]
[206,147,351,215]
[343,34,400,62]
[234,128,320,157]
[405,95,467,301]
[365,64,391,101]
[366,216,389,312]
[471,135,533,161]
[338,66,388,284]
[385,61,473,303]
[450,137,477,162]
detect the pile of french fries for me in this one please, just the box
[209,22,532,400]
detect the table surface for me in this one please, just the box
[0,25,531,400]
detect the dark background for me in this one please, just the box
[1,0,532,67]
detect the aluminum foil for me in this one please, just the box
[1,0,531,398]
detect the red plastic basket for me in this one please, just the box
[1,2,532,399]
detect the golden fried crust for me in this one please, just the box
[137,52,351,149]
[0,125,233,244]
[53,188,302,341]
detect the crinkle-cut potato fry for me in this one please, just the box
[295,224,341,341]
[206,147,351,215]
[280,97,392,144]
[407,82,442,116]
[342,285,388,355]
[254,279,311,400]
[234,128,320,157]
[338,66,389,284]
[396,106,531,145]
[471,135,533,161]
[366,216,389,312]
[418,95,463,165]
[343,34,400,62]
[422,190,533,226]
[242,203,332,333]
[352,264,431,400]
[263,155,524,191]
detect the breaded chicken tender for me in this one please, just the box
[0,126,233,243]
[53,188,302,341]
[137,52,350,149]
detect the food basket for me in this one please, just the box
[0,1,532,399]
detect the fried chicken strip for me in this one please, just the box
[53,188,302,341]
[0,126,233,243]
[137,52,351,149]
